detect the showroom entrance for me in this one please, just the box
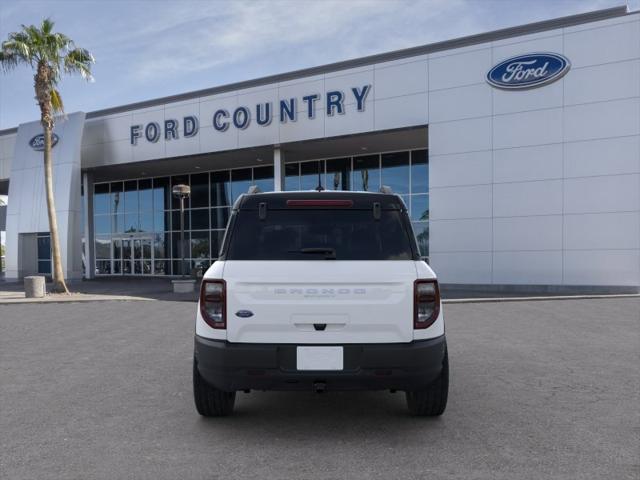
[113,235,153,275]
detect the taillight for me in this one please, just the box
[200,279,226,329]
[414,279,440,329]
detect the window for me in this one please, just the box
[284,163,299,191]
[191,208,209,230]
[227,209,415,261]
[95,236,111,259]
[37,233,51,274]
[190,173,209,208]
[153,211,168,232]
[231,168,252,203]
[110,182,123,219]
[94,215,111,235]
[210,171,230,207]
[94,183,110,215]
[300,161,324,191]
[253,166,274,193]
[171,210,190,232]
[153,177,171,210]
[411,149,428,193]
[124,180,139,213]
[411,194,429,221]
[211,230,226,259]
[412,222,429,257]
[91,149,428,273]
[138,179,153,212]
[381,152,410,194]
[353,155,380,192]
[326,158,350,191]
[211,207,230,230]
[190,231,209,258]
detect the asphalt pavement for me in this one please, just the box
[1,297,638,479]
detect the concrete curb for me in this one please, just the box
[0,295,154,304]
[443,293,640,304]
[1,292,638,306]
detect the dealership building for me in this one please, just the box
[0,6,638,292]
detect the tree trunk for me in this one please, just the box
[43,123,69,293]
[36,63,69,294]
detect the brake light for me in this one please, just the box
[286,199,353,207]
[200,279,226,329]
[414,279,440,329]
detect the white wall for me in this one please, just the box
[428,13,640,288]
[4,113,85,280]
[80,57,429,168]
[0,133,15,181]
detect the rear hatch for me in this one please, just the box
[224,261,417,343]
[221,193,420,344]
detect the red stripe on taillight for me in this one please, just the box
[286,199,353,207]
[414,279,440,329]
[199,279,226,329]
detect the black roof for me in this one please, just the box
[235,191,406,210]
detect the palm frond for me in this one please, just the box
[21,24,43,55]
[41,18,55,35]
[0,50,19,70]
[64,47,94,81]
[50,88,64,114]
[2,35,33,62]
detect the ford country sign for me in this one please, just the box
[487,53,570,90]
[130,84,372,145]
[29,133,59,151]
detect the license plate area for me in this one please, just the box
[296,346,344,371]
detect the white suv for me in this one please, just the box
[193,190,448,416]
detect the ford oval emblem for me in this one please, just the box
[29,133,59,151]
[487,53,570,90]
[235,310,254,318]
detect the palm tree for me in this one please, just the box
[0,19,94,293]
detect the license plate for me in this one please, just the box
[296,346,343,371]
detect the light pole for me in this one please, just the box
[172,184,191,278]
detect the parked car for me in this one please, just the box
[193,190,448,416]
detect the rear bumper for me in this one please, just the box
[194,335,447,392]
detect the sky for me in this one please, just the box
[0,0,637,130]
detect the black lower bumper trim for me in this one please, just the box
[194,335,446,392]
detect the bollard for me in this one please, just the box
[24,276,46,298]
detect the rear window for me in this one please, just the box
[225,209,416,260]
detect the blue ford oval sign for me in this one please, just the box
[235,310,254,318]
[487,53,570,90]
[29,133,59,151]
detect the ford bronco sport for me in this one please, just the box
[193,190,448,416]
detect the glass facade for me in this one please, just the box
[92,148,428,275]
[93,166,274,275]
[284,149,429,256]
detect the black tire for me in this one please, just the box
[405,348,449,416]
[193,359,236,417]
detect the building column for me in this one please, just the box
[82,171,95,279]
[273,146,285,192]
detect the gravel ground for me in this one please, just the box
[1,297,638,480]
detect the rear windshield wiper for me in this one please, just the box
[288,247,337,259]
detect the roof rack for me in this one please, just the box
[379,185,393,194]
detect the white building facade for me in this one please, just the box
[0,6,638,292]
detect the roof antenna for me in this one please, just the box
[315,161,324,192]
